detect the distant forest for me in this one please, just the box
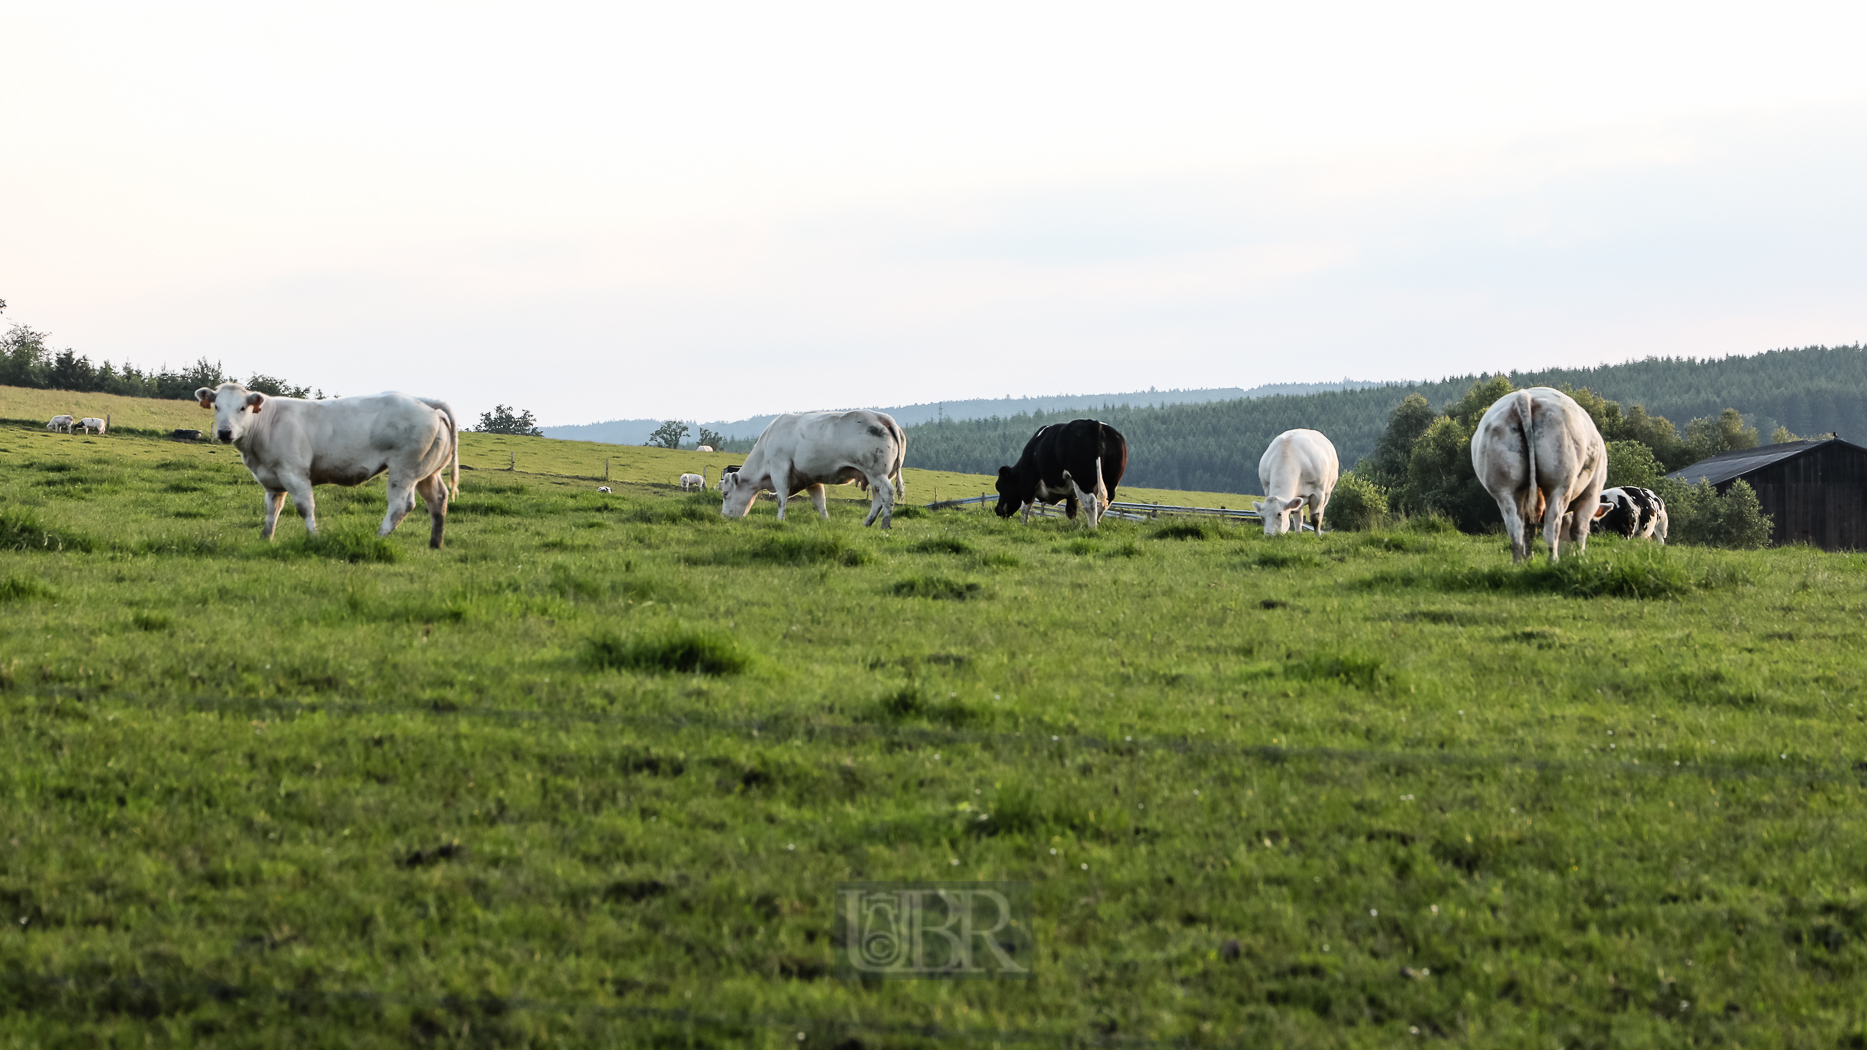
[0,322,322,401]
[903,345,1867,493]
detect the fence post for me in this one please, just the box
[508,451,515,471]
[605,458,610,480]
[104,414,111,435]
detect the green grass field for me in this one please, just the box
[4,422,1867,1047]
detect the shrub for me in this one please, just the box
[586,627,751,675]
[1325,472,1389,531]
[1605,440,1662,489]
[1654,478,1774,549]
[890,575,983,600]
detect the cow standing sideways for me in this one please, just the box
[994,419,1128,528]
[679,473,705,491]
[721,411,906,527]
[1594,486,1669,543]
[46,415,74,433]
[1470,387,1608,562]
[1253,429,1338,536]
[78,417,106,434]
[195,382,460,548]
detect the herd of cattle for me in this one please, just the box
[44,414,107,434]
[26,382,1659,561]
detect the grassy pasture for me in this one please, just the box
[4,424,1867,1047]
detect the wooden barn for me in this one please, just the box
[1665,438,1867,551]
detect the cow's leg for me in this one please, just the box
[1541,484,1570,561]
[282,477,319,536]
[1496,493,1530,563]
[1311,492,1328,535]
[416,472,449,548]
[1067,476,1099,529]
[261,489,287,541]
[807,483,830,520]
[380,476,420,537]
[1020,501,1034,524]
[860,471,895,528]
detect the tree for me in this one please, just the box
[1683,408,1758,465]
[1604,440,1662,489]
[246,373,314,398]
[475,404,543,436]
[647,420,690,448]
[697,427,724,449]
[1361,394,1438,490]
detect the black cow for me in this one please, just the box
[994,419,1128,528]
[1593,486,1669,542]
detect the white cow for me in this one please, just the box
[78,417,107,434]
[679,473,705,491]
[195,382,460,548]
[721,410,905,528]
[46,415,74,433]
[1253,429,1339,536]
[1470,387,1607,563]
[695,445,715,453]
[597,486,612,494]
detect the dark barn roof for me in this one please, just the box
[1665,438,1867,551]
[1665,439,1844,486]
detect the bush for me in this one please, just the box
[586,627,751,675]
[1654,478,1774,549]
[1605,440,1662,489]
[1325,472,1388,531]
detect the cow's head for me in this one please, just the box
[1254,496,1301,536]
[993,467,1021,518]
[720,469,759,518]
[196,382,266,445]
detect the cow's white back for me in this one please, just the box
[721,410,905,528]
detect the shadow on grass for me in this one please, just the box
[890,575,983,600]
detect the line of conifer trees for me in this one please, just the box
[1,322,321,401]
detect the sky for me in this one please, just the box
[5,1,1866,426]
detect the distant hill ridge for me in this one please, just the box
[540,379,1385,446]
[902,344,1867,495]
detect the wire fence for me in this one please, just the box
[924,494,1320,530]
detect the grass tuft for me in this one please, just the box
[586,627,752,676]
[0,576,56,602]
[912,536,975,555]
[1150,520,1218,541]
[890,575,983,600]
[281,525,401,564]
[747,534,870,566]
[1055,538,1100,556]
[1252,547,1322,569]
[129,611,172,631]
[0,510,94,553]
[1286,652,1392,690]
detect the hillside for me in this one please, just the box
[905,344,1867,494]
[540,379,1384,446]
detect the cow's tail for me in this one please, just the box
[420,398,462,497]
[1516,390,1539,523]
[885,414,907,500]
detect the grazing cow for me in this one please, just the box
[696,445,715,453]
[46,415,74,433]
[1470,387,1608,562]
[717,465,740,492]
[721,410,906,527]
[679,473,705,491]
[993,419,1128,528]
[597,486,612,494]
[1594,486,1669,543]
[78,417,106,434]
[1253,429,1339,536]
[195,382,460,548]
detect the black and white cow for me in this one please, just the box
[994,419,1128,528]
[1593,486,1669,543]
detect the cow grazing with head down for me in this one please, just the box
[1253,429,1338,536]
[46,415,74,433]
[721,411,905,527]
[78,417,106,435]
[679,473,705,491]
[195,382,460,548]
[1470,387,1607,562]
[1594,486,1669,543]
[994,419,1128,529]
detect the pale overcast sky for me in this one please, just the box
[5,2,1865,425]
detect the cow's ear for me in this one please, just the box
[195,387,217,408]
[997,466,1012,479]
[1592,501,1613,519]
[246,392,265,413]
[1251,500,1265,513]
